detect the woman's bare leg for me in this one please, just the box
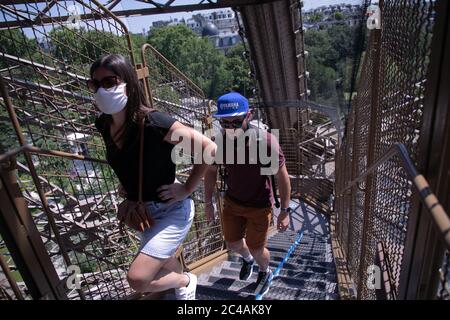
[127,253,188,293]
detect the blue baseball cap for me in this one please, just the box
[213,92,249,118]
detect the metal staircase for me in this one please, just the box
[196,202,340,300]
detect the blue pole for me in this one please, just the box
[255,229,304,300]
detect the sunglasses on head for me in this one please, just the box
[87,75,121,93]
[219,117,245,129]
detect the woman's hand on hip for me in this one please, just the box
[157,182,190,204]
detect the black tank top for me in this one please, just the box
[95,111,176,202]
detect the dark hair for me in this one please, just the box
[90,54,153,146]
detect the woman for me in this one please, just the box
[89,54,214,300]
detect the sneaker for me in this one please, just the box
[255,269,274,297]
[239,258,255,281]
[175,272,197,300]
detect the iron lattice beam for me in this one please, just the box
[0,0,285,29]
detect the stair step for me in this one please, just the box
[196,276,256,298]
[228,249,333,263]
[269,232,330,241]
[196,285,254,300]
[266,244,332,255]
[268,250,334,262]
[217,264,339,282]
[271,275,338,294]
[262,285,340,300]
[220,260,337,274]
[203,274,338,295]
[267,238,331,246]
[270,255,336,269]
[267,240,328,249]
[197,274,339,300]
[269,234,330,243]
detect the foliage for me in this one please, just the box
[50,27,129,69]
[305,23,358,106]
[308,13,324,22]
[224,43,253,97]
[334,12,344,21]
[148,25,240,99]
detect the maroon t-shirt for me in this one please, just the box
[214,128,285,208]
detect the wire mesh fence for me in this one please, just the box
[334,0,438,299]
[0,1,144,300]
[438,250,450,300]
[0,236,28,299]
[255,106,337,213]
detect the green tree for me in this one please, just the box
[129,32,147,61]
[309,13,324,22]
[0,30,38,151]
[307,57,337,104]
[305,29,339,68]
[148,25,233,99]
[224,43,252,97]
[334,12,344,20]
[304,24,357,105]
[50,27,126,67]
[327,24,355,61]
[147,25,197,68]
[0,29,36,61]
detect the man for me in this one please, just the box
[204,92,292,297]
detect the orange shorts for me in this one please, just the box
[222,196,273,250]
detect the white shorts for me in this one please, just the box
[138,197,194,259]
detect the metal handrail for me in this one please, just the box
[0,144,107,165]
[337,143,450,251]
[140,43,205,98]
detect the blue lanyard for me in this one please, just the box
[255,229,305,300]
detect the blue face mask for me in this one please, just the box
[93,83,128,114]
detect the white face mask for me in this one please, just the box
[93,83,128,114]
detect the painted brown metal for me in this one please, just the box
[0,244,23,299]
[334,0,444,299]
[356,26,381,299]
[0,1,140,300]
[0,155,67,299]
[0,73,81,297]
[398,0,450,299]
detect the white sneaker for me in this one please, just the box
[175,272,197,300]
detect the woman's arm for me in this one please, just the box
[157,121,216,204]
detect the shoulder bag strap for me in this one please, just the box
[138,116,145,203]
